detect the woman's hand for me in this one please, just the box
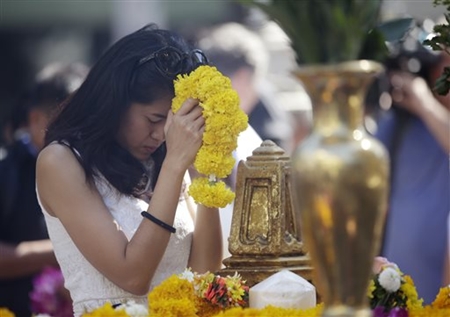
[164,98,205,171]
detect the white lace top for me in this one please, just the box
[40,174,194,317]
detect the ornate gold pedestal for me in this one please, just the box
[219,140,313,288]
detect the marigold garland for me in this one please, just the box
[147,269,249,317]
[409,306,450,317]
[148,275,197,317]
[402,275,423,310]
[0,308,15,317]
[172,65,248,208]
[209,304,324,317]
[82,302,129,317]
[431,285,450,309]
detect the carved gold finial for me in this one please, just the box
[219,140,313,287]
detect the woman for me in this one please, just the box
[36,25,223,315]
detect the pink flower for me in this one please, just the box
[373,257,398,274]
[30,266,72,317]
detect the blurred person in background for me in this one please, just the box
[0,62,88,317]
[371,26,450,303]
[197,22,295,153]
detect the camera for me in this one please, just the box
[365,23,442,116]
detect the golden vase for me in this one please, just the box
[291,60,389,316]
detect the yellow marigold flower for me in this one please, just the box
[0,308,15,317]
[401,275,423,310]
[189,178,235,208]
[367,279,375,299]
[195,298,222,317]
[194,148,236,178]
[432,285,450,309]
[82,302,130,317]
[210,304,323,317]
[172,65,248,208]
[148,275,197,317]
[150,298,197,317]
[409,306,450,317]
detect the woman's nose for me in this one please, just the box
[150,128,164,141]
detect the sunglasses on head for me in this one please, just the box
[137,46,209,78]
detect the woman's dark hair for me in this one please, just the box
[45,24,201,196]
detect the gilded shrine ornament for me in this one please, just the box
[220,140,313,287]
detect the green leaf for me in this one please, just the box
[433,0,450,6]
[433,67,450,95]
[237,0,383,64]
[426,23,450,51]
[359,28,389,62]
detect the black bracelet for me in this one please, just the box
[141,211,176,234]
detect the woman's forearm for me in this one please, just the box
[188,205,223,273]
[123,160,187,292]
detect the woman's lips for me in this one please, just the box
[143,146,157,154]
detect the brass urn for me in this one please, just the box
[220,140,313,288]
[291,60,389,317]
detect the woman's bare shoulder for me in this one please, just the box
[39,142,74,160]
[37,143,92,217]
[37,143,79,170]
[36,143,85,189]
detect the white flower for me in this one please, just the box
[122,300,148,317]
[34,314,53,317]
[179,268,195,282]
[378,267,402,292]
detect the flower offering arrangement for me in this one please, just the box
[2,264,450,316]
[78,265,450,317]
[149,269,249,317]
[368,264,423,315]
[172,65,248,208]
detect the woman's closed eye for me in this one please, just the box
[147,116,164,124]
